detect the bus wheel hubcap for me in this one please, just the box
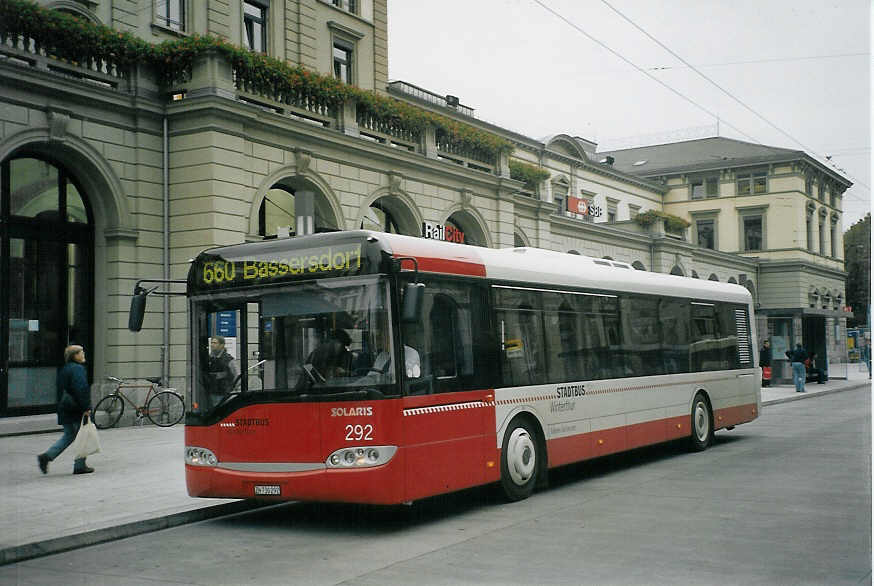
[507,428,535,486]
[695,403,709,441]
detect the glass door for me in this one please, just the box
[1,155,94,416]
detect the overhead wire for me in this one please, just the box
[595,0,870,207]
[648,52,869,71]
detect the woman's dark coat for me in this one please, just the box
[759,346,772,367]
[56,361,90,425]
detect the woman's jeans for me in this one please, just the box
[792,361,806,393]
[44,420,88,471]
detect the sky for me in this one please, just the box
[387,0,871,228]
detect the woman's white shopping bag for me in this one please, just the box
[70,413,102,459]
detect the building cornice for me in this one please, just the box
[168,95,519,194]
[0,61,165,120]
[757,258,848,280]
[689,246,759,270]
[756,307,852,318]
[632,153,852,190]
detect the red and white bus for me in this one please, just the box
[174,230,759,503]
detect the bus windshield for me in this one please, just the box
[191,275,397,415]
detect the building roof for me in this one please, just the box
[601,137,852,187]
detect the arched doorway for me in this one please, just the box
[1,155,94,415]
[258,178,339,237]
[443,210,489,247]
[360,195,419,236]
[361,200,403,234]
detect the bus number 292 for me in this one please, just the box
[346,424,373,441]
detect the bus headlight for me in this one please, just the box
[326,445,397,468]
[185,446,218,467]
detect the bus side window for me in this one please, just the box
[691,304,718,371]
[496,288,547,387]
[621,296,662,377]
[659,298,690,375]
[404,278,490,395]
[430,294,458,379]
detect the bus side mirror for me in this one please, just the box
[401,282,425,323]
[128,289,148,332]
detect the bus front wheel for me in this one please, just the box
[500,418,539,501]
[689,392,713,452]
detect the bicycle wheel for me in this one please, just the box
[146,391,185,427]
[93,394,124,429]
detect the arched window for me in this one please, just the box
[632,261,646,271]
[708,273,719,281]
[728,277,738,284]
[670,265,684,276]
[691,270,699,279]
[568,250,581,255]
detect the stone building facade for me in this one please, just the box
[0,0,850,415]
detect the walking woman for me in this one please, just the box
[759,339,772,387]
[37,345,94,475]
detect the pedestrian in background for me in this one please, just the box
[786,343,809,393]
[759,338,772,387]
[37,345,94,475]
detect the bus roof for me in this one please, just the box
[191,230,752,305]
[376,232,753,305]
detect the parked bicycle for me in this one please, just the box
[93,376,184,429]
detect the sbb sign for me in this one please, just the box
[422,221,465,244]
[567,196,602,217]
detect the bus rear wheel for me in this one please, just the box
[689,393,713,452]
[500,419,539,501]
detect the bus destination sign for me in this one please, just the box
[196,243,363,289]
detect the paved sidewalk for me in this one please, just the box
[0,366,870,565]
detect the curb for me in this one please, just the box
[0,499,273,566]
[0,429,60,438]
[761,381,869,407]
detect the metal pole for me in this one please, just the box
[162,116,170,386]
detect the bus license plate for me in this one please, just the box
[254,485,280,496]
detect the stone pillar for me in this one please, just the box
[821,212,830,256]
[497,151,510,178]
[128,62,161,98]
[495,194,516,249]
[341,100,360,137]
[187,50,236,99]
[422,125,438,160]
